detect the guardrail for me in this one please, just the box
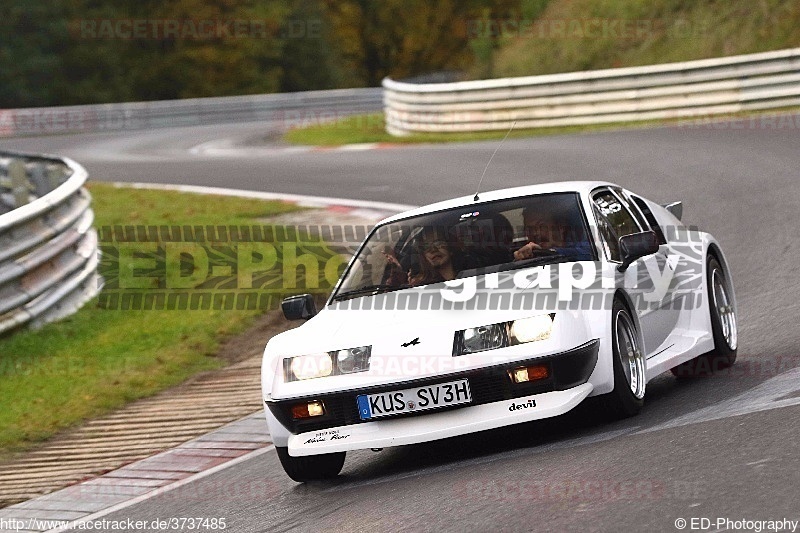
[0,151,99,334]
[0,87,382,137]
[383,48,800,135]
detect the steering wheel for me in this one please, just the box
[528,247,561,257]
[515,244,561,260]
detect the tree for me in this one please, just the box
[278,0,344,92]
[322,0,521,85]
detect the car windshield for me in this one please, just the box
[330,192,595,302]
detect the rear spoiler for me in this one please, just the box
[661,201,683,221]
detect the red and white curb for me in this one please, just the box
[188,138,403,158]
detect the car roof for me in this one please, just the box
[378,180,617,225]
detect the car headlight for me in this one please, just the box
[284,346,371,382]
[287,353,333,381]
[509,314,554,343]
[458,323,509,354]
[332,346,371,375]
[454,314,554,356]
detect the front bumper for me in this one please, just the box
[268,339,598,428]
[287,383,593,456]
[267,339,598,455]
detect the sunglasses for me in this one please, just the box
[421,240,448,252]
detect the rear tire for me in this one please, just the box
[671,255,737,378]
[275,446,345,482]
[601,298,646,419]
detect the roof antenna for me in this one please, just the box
[474,120,516,202]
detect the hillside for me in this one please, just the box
[476,0,800,79]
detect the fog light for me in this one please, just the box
[291,400,325,419]
[509,364,549,383]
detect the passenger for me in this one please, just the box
[381,228,460,286]
[406,225,489,285]
[410,229,457,285]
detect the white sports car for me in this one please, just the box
[261,182,737,481]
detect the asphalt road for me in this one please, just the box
[2,115,799,532]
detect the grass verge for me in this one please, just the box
[283,108,800,147]
[283,113,648,146]
[0,184,302,457]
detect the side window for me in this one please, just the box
[613,188,649,230]
[593,190,641,238]
[592,205,621,261]
[629,194,667,245]
[592,190,642,262]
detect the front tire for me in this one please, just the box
[601,298,646,419]
[671,255,737,378]
[275,447,345,482]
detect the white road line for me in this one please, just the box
[331,365,800,493]
[188,139,388,158]
[187,138,236,156]
[46,445,275,533]
[187,139,315,158]
[335,143,380,151]
[638,366,800,434]
[110,182,416,213]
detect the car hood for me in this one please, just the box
[264,277,598,399]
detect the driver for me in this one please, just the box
[514,206,592,261]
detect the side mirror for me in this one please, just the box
[281,294,317,320]
[662,201,683,221]
[618,231,659,271]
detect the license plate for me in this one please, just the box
[357,378,472,420]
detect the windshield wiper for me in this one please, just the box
[332,284,395,302]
